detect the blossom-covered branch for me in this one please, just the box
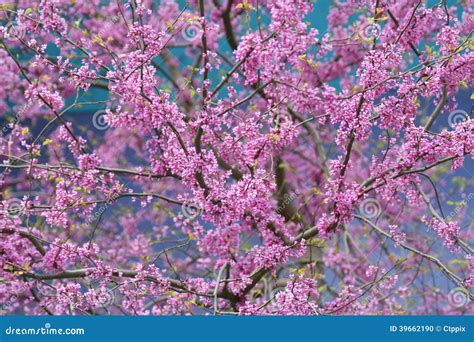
[0,0,472,315]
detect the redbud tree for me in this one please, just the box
[0,0,472,315]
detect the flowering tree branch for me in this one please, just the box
[0,0,472,316]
